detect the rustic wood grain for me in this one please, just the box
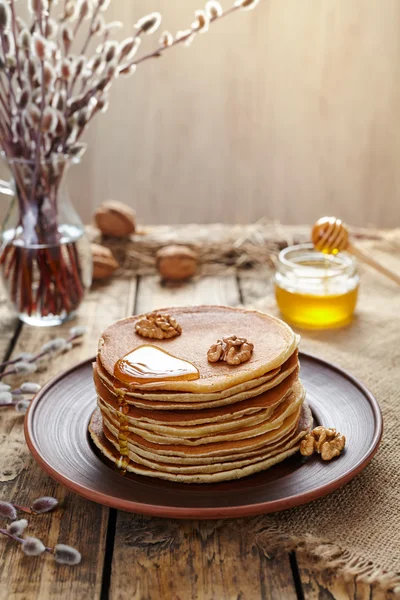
[0,285,19,362]
[48,1,400,228]
[0,276,136,600]
[297,559,398,600]
[110,274,299,600]
[4,2,399,229]
[112,516,299,600]
[135,275,241,314]
[238,275,276,312]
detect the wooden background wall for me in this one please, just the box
[2,0,400,227]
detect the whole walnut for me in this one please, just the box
[91,243,119,280]
[156,245,198,281]
[94,200,136,237]
[300,427,346,461]
[207,335,254,365]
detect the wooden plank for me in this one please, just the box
[297,560,397,600]
[238,274,276,312]
[110,275,299,600]
[135,275,241,313]
[0,284,19,361]
[111,517,299,600]
[0,276,137,600]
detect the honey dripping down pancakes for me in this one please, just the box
[89,306,312,483]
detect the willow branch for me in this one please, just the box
[9,0,22,85]
[29,60,46,210]
[0,34,17,111]
[80,4,101,57]
[132,6,239,68]
[0,85,12,130]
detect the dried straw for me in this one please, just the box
[88,220,386,278]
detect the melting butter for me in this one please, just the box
[114,344,200,386]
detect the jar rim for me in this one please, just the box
[277,243,357,276]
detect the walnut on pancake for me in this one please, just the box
[135,312,182,340]
[207,335,254,366]
[300,426,346,461]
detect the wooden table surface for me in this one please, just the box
[0,270,393,600]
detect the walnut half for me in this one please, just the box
[207,335,254,366]
[300,426,346,461]
[135,312,182,340]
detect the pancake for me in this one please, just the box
[94,351,299,403]
[102,411,301,465]
[96,368,299,431]
[101,409,312,475]
[100,384,306,459]
[89,403,312,483]
[100,380,304,446]
[93,404,303,466]
[99,398,277,437]
[102,419,309,475]
[98,306,299,393]
[94,351,299,411]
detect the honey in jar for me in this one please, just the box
[274,244,359,329]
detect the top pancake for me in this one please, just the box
[98,306,298,393]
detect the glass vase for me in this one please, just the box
[0,155,92,326]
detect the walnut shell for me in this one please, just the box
[94,200,136,237]
[91,243,119,280]
[156,245,198,281]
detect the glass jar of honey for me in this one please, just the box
[274,244,359,329]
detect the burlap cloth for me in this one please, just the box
[246,232,400,593]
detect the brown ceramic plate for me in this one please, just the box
[25,353,382,519]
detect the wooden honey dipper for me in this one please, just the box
[311,217,400,285]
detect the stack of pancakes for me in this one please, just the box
[89,306,312,483]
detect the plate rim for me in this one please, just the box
[24,352,383,519]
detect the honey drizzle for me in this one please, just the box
[115,389,130,474]
[114,344,200,387]
[112,345,200,472]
